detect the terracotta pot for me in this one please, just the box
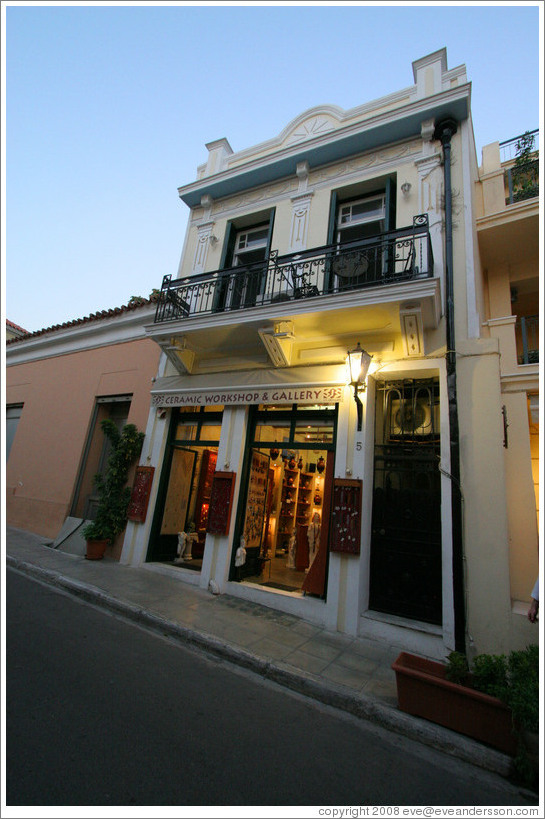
[392,652,517,756]
[85,539,109,560]
[521,729,539,784]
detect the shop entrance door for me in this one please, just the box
[232,403,337,597]
[369,380,442,625]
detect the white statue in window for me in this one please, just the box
[235,536,247,581]
[175,525,198,563]
[286,531,297,569]
[306,512,321,572]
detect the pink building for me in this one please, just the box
[6,299,160,559]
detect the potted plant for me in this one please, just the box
[82,419,145,560]
[512,131,539,202]
[392,643,539,770]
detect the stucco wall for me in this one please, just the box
[456,338,538,655]
[6,337,160,539]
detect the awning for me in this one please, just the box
[150,364,347,408]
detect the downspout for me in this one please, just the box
[434,118,466,654]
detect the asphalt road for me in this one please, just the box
[6,568,539,809]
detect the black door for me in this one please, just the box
[369,380,442,625]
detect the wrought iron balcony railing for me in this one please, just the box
[516,315,539,365]
[154,215,434,323]
[499,129,539,163]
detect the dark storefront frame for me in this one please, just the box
[229,403,338,595]
[369,378,442,624]
[147,406,224,563]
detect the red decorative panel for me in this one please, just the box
[127,466,155,523]
[206,471,236,535]
[330,479,362,554]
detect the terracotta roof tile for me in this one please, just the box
[5,293,160,346]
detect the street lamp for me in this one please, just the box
[347,342,372,431]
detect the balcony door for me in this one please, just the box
[214,210,275,311]
[326,177,396,291]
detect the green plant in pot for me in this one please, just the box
[82,420,145,559]
[446,645,539,788]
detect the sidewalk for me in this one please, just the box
[6,525,513,778]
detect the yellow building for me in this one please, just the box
[7,48,532,661]
[475,131,540,643]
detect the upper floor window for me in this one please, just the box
[336,194,386,244]
[221,210,275,270]
[215,210,276,310]
[232,225,270,266]
[327,178,395,251]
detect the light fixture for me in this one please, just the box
[209,234,218,246]
[401,181,411,196]
[347,342,372,431]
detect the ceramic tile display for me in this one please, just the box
[330,479,362,554]
[207,471,236,535]
[243,450,270,549]
[127,466,155,523]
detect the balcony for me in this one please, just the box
[516,315,539,365]
[154,215,433,324]
[500,130,539,205]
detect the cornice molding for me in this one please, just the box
[178,85,471,208]
[476,198,539,232]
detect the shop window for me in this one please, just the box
[148,406,224,568]
[71,396,132,520]
[232,404,337,599]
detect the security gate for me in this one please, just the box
[369,380,442,625]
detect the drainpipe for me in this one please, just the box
[434,118,466,654]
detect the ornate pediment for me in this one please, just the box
[280,106,344,148]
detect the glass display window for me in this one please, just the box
[232,403,337,599]
[147,407,223,569]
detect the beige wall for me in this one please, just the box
[502,391,540,602]
[457,338,539,654]
[6,338,160,540]
[456,339,513,655]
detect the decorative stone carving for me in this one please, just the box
[285,116,336,145]
[400,304,424,357]
[289,192,313,252]
[193,220,215,274]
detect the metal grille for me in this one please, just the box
[369,379,442,625]
[154,215,434,323]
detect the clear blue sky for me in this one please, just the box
[3,1,542,334]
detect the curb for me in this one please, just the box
[7,556,514,779]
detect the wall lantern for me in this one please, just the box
[401,181,411,196]
[347,342,372,431]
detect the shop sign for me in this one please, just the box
[151,385,345,408]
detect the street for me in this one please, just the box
[6,569,538,808]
